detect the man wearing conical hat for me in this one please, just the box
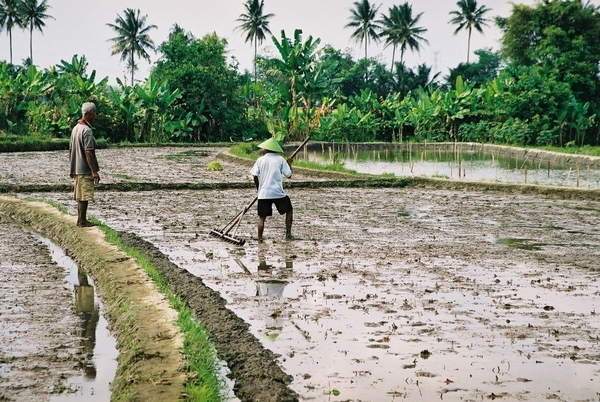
[250,138,294,241]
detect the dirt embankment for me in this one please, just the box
[0,196,187,401]
[117,232,299,402]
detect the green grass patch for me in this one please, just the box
[229,142,260,160]
[113,173,137,181]
[99,224,224,401]
[536,145,600,157]
[230,142,359,175]
[206,160,223,171]
[294,159,358,174]
[0,137,109,152]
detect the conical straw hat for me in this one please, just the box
[257,138,284,153]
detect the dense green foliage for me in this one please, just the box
[1,0,600,151]
[152,26,251,142]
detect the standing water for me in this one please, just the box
[32,234,119,401]
[298,143,600,189]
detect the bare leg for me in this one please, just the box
[257,216,266,241]
[285,208,293,239]
[77,201,88,226]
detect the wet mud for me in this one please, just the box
[1,146,600,401]
[117,232,299,402]
[0,216,84,400]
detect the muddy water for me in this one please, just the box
[5,145,600,401]
[37,236,118,402]
[301,143,600,188]
[33,186,600,402]
[0,220,117,400]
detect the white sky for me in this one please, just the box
[1,0,598,85]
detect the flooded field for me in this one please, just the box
[299,142,600,189]
[1,145,600,401]
[28,186,600,401]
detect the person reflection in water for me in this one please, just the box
[74,267,100,378]
[255,246,293,297]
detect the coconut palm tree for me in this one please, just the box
[235,0,275,85]
[449,0,491,63]
[0,0,23,64]
[107,8,157,86]
[379,3,428,73]
[345,0,381,62]
[21,0,53,64]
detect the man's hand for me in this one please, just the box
[286,157,294,165]
[92,172,100,184]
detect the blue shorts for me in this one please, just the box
[257,196,292,217]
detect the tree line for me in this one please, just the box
[1,0,600,148]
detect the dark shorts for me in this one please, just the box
[258,196,292,217]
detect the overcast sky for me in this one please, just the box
[1,0,598,85]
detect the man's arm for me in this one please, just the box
[85,149,100,184]
[284,156,293,178]
[253,175,259,190]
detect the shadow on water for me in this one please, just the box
[33,234,118,401]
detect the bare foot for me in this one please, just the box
[77,221,96,227]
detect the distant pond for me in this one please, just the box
[295,142,600,189]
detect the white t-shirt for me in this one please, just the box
[250,152,292,199]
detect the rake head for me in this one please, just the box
[208,228,246,246]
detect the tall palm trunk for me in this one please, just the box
[467,28,472,63]
[253,39,258,85]
[130,50,135,85]
[29,25,33,62]
[9,30,13,64]
[364,40,368,82]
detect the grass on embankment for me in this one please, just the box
[99,224,224,401]
[537,145,600,157]
[230,141,358,174]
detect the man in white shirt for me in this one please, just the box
[250,138,294,241]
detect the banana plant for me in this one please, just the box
[134,75,181,142]
[108,81,142,142]
[267,29,338,140]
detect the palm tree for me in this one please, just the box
[107,8,157,86]
[449,0,491,63]
[235,0,275,85]
[379,3,428,73]
[0,0,23,64]
[345,0,381,62]
[21,0,53,64]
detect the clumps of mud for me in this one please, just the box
[117,232,299,402]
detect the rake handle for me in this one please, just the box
[220,196,258,235]
[289,136,310,159]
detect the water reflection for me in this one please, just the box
[34,233,118,402]
[74,267,99,378]
[298,143,600,188]
[255,249,292,298]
